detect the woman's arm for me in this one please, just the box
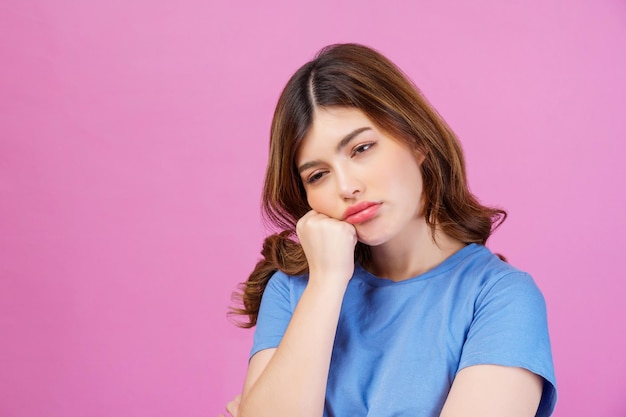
[238,211,356,417]
[239,280,347,417]
[440,365,543,417]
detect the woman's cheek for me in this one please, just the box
[306,192,322,213]
[307,191,336,219]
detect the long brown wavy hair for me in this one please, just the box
[231,43,506,328]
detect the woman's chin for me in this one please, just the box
[355,229,388,247]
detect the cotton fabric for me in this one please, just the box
[251,243,557,416]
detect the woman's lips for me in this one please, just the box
[343,202,381,225]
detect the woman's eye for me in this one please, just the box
[352,142,375,156]
[306,171,326,184]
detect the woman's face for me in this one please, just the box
[296,107,426,247]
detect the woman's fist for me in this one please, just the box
[296,210,357,286]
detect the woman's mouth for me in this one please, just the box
[342,202,381,225]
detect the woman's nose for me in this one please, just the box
[335,169,363,200]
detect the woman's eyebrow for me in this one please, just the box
[298,127,372,174]
[335,127,371,152]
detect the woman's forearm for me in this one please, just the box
[239,277,347,417]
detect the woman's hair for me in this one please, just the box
[231,43,506,328]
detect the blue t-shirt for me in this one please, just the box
[251,243,557,416]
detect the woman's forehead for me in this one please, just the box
[295,108,374,158]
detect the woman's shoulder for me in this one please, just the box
[461,244,532,280]
[266,269,309,293]
[459,245,546,306]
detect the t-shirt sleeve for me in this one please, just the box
[458,271,557,417]
[249,270,295,359]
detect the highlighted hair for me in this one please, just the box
[231,44,506,327]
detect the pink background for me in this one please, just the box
[1,1,625,416]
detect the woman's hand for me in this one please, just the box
[296,210,357,285]
[218,393,241,417]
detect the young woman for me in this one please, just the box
[222,43,556,417]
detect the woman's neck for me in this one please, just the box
[366,222,465,282]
